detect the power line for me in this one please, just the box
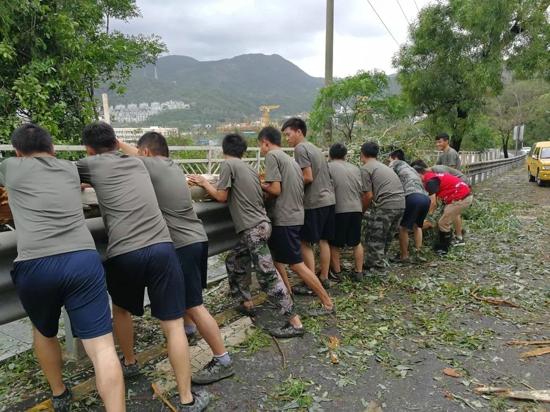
[365,0,400,47]
[413,0,420,13]
[396,0,411,25]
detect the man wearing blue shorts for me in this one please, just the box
[1,124,124,412]
[77,122,209,411]
[118,132,233,385]
[389,150,431,263]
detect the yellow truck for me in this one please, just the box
[527,141,550,186]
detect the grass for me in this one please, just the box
[271,375,314,409]
[236,327,272,354]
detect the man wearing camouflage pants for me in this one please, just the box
[359,142,406,274]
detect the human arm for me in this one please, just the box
[428,194,437,214]
[262,152,282,196]
[262,181,281,197]
[76,158,92,184]
[362,191,373,212]
[294,145,313,185]
[187,175,229,203]
[117,139,139,156]
[301,167,313,184]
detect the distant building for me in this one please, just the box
[110,100,190,124]
[114,126,179,144]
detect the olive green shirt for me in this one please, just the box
[436,147,461,170]
[328,160,363,214]
[360,159,405,210]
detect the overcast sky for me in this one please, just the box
[112,0,433,78]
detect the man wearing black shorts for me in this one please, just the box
[327,143,364,280]
[389,150,431,263]
[258,127,333,315]
[282,118,336,293]
[2,124,124,411]
[78,122,209,411]
[118,133,233,385]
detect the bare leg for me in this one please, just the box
[32,328,66,396]
[422,220,433,230]
[112,305,135,365]
[353,243,364,273]
[186,305,226,356]
[301,241,315,275]
[454,215,463,238]
[329,246,341,273]
[290,262,333,309]
[82,334,125,412]
[399,227,410,260]
[319,240,331,280]
[413,225,423,251]
[160,318,193,404]
[274,262,292,296]
[183,315,195,328]
[289,314,303,329]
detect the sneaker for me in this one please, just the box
[351,271,364,282]
[175,390,211,412]
[121,358,140,379]
[452,237,465,246]
[52,387,72,412]
[269,323,305,338]
[292,284,313,295]
[328,269,342,281]
[192,357,235,385]
[319,277,331,290]
[186,332,200,346]
[236,303,256,318]
[307,305,336,317]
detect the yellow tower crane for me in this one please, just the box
[259,105,280,127]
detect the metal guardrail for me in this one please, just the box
[0,202,237,326]
[463,154,526,185]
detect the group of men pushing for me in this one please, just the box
[0,118,472,412]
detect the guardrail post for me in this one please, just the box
[62,310,85,360]
[256,149,261,172]
[207,147,213,174]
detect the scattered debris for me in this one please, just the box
[470,287,520,307]
[474,386,550,403]
[520,346,550,359]
[442,368,462,378]
[328,336,340,364]
[151,383,176,412]
[271,336,287,369]
[364,400,383,412]
[506,339,550,346]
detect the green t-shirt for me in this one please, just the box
[140,156,207,248]
[436,147,461,169]
[328,160,362,214]
[77,152,172,258]
[293,141,335,210]
[0,157,95,262]
[218,158,269,234]
[360,159,406,210]
[264,149,304,226]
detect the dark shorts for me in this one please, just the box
[401,193,431,230]
[175,241,208,309]
[11,250,111,339]
[268,225,303,265]
[330,212,363,247]
[301,205,335,243]
[104,242,185,321]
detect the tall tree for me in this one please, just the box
[394,0,549,151]
[0,0,165,142]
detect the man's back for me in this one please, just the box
[294,141,335,209]
[140,156,207,249]
[264,149,304,226]
[328,160,362,214]
[436,147,461,169]
[390,160,427,196]
[77,152,171,258]
[360,160,405,209]
[431,165,467,182]
[0,157,95,262]
[218,157,268,233]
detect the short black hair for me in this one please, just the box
[258,126,282,146]
[360,141,379,158]
[281,117,307,136]
[436,132,449,141]
[410,159,428,173]
[137,132,169,157]
[389,149,405,161]
[10,123,54,155]
[82,122,117,153]
[329,142,347,159]
[222,133,247,158]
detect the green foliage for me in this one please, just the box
[0,0,165,143]
[272,376,314,409]
[236,327,272,354]
[394,0,550,151]
[309,71,394,143]
[460,115,499,151]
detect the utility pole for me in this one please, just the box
[324,0,334,144]
[102,93,111,124]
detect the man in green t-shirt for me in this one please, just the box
[435,132,461,170]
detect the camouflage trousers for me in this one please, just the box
[362,208,405,268]
[226,221,295,319]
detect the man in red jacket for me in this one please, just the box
[420,171,473,254]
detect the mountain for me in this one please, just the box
[107,54,324,125]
